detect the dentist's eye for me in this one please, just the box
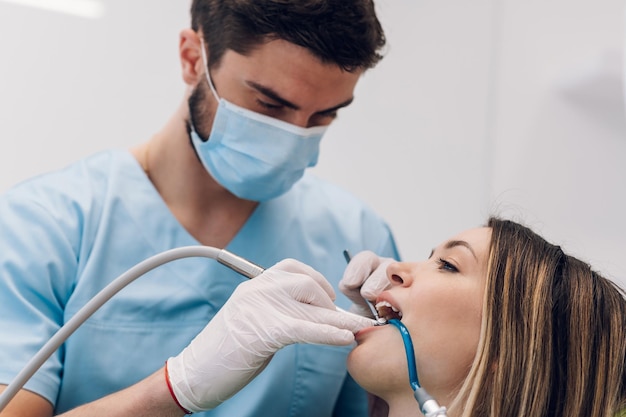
[437,258,458,273]
[256,99,283,110]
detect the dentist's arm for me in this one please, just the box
[0,388,53,417]
[0,377,182,417]
[1,259,371,417]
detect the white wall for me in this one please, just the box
[487,0,626,284]
[1,0,624,285]
[0,0,188,180]
[318,0,626,285]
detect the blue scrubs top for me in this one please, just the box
[0,150,399,416]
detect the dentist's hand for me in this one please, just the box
[166,259,373,413]
[339,251,395,318]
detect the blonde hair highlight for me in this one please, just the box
[450,217,626,417]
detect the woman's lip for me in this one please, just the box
[355,324,385,341]
[375,291,393,307]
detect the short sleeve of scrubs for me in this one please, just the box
[0,174,86,403]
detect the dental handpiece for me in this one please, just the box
[217,250,379,326]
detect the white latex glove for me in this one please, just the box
[339,251,395,318]
[166,258,374,413]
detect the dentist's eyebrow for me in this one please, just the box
[428,240,478,261]
[246,80,354,114]
[247,81,299,109]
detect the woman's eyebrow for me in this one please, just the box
[444,240,477,261]
[430,240,477,260]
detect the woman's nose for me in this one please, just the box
[386,261,415,287]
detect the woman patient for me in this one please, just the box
[347,217,626,417]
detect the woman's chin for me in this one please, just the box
[347,344,397,396]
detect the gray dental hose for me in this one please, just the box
[0,247,446,415]
[0,246,262,411]
[0,246,374,411]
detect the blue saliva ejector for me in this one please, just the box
[387,319,448,417]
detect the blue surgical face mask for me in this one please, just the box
[190,41,328,202]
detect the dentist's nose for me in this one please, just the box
[284,112,322,128]
[386,261,416,287]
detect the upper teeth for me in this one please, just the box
[375,300,403,318]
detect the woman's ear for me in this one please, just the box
[179,28,205,86]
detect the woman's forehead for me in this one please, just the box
[441,227,491,257]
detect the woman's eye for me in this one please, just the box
[437,258,458,273]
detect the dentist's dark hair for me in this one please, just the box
[453,217,626,417]
[190,0,386,72]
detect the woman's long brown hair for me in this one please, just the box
[451,217,626,417]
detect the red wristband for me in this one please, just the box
[164,361,193,415]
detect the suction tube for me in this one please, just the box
[387,319,448,417]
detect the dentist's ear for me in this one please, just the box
[179,29,204,86]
